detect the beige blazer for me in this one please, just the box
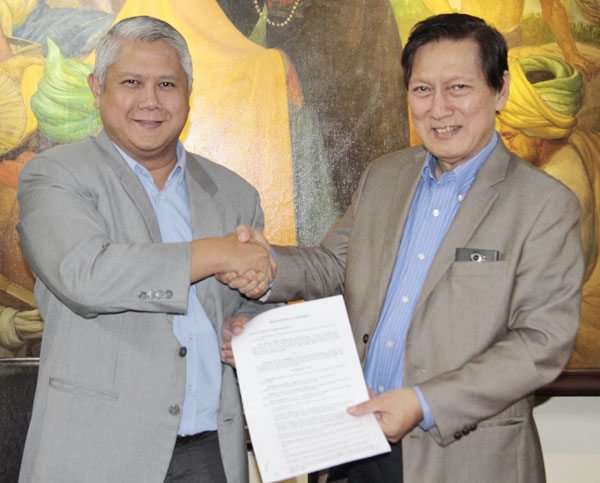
[270,140,583,483]
[17,132,264,483]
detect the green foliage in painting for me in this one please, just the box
[30,39,101,143]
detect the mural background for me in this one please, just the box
[0,0,599,370]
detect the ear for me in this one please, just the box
[495,70,510,112]
[88,73,102,109]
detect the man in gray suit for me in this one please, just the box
[221,13,584,483]
[17,15,275,483]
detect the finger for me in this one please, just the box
[229,317,250,335]
[235,224,253,243]
[227,272,258,290]
[347,398,377,417]
[216,271,238,284]
[243,280,269,299]
[220,349,235,366]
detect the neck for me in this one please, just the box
[143,155,178,190]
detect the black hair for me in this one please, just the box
[401,13,508,92]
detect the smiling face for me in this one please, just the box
[408,39,509,173]
[88,38,190,169]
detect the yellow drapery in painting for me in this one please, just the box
[95,0,296,244]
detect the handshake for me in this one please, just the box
[215,225,275,299]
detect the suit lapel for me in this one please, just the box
[93,131,162,242]
[185,152,224,326]
[413,141,511,317]
[376,151,426,309]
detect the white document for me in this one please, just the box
[233,295,390,483]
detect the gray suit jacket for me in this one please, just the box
[17,132,263,483]
[270,140,583,483]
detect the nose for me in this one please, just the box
[430,90,452,119]
[138,85,161,109]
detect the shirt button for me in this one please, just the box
[179,346,187,357]
[362,334,369,343]
[386,340,394,348]
[168,404,180,416]
[417,253,425,261]
[401,296,409,304]
[432,209,440,217]
[458,194,465,201]
[187,384,193,391]
[188,334,193,341]
[378,385,385,393]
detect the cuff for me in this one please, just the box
[413,386,436,431]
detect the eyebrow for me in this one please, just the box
[114,71,181,82]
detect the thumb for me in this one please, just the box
[347,397,377,417]
[235,224,253,243]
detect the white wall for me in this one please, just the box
[535,396,600,483]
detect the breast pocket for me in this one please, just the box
[449,260,509,276]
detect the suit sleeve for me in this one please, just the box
[419,186,583,445]
[17,154,191,318]
[267,161,378,302]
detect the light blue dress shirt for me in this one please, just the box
[116,142,220,436]
[364,134,498,430]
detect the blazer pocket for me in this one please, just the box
[450,260,508,276]
[49,377,119,401]
[478,417,526,428]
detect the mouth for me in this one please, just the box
[433,125,460,134]
[134,120,164,127]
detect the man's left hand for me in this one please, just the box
[347,388,424,443]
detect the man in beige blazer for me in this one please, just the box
[17,16,275,483]
[222,13,583,483]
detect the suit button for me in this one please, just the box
[155,290,164,298]
[362,334,369,343]
[179,347,187,357]
[165,290,173,299]
[138,291,147,300]
[168,404,180,416]
[453,431,462,440]
[469,423,477,432]
[462,427,470,435]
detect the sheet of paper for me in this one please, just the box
[233,295,390,483]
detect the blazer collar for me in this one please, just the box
[93,131,163,243]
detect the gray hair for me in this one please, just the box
[93,16,193,91]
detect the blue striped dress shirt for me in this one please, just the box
[116,142,220,436]
[364,134,498,429]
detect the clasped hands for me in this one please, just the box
[216,225,273,299]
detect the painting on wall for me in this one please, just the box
[1,0,600,375]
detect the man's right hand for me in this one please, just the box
[189,227,275,291]
[215,225,275,299]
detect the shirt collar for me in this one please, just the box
[114,141,187,188]
[421,133,498,193]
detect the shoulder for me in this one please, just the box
[505,151,579,206]
[20,137,108,185]
[370,146,426,172]
[357,146,426,187]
